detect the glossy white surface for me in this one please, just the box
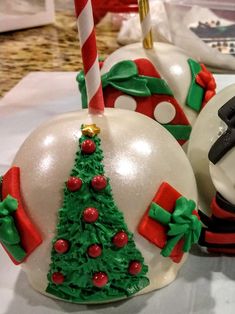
[101,42,197,125]
[209,157,235,205]
[188,84,235,211]
[13,108,197,300]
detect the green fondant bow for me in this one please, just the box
[0,195,26,262]
[77,60,173,108]
[186,58,204,112]
[149,196,202,257]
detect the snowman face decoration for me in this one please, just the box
[78,58,192,146]
[209,96,235,204]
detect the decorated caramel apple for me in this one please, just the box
[0,0,201,305]
[4,109,199,303]
[188,84,235,254]
[100,44,216,143]
[78,58,192,146]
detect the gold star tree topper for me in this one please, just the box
[81,124,100,137]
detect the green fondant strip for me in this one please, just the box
[105,76,152,97]
[0,195,26,262]
[46,126,149,303]
[141,76,173,96]
[161,234,182,257]
[149,196,202,257]
[186,58,204,112]
[149,202,171,225]
[163,124,192,141]
[76,60,173,109]
[102,60,138,85]
[77,71,88,109]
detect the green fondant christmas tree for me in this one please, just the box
[46,124,149,303]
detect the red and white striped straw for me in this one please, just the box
[74,0,104,114]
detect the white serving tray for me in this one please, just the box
[0,72,235,314]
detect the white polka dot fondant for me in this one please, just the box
[154,102,176,124]
[114,95,137,111]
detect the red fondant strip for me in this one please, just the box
[138,182,185,263]
[154,183,181,212]
[208,248,235,255]
[171,239,185,263]
[135,58,161,78]
[178,140,186,146]
[204,230,235,245]
[211,197,235,220]
[2,167,42,265]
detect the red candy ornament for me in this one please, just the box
[81,139,96,154]
[67,177,82,192]
[83,207,99,223]
[113,231,128,248]
[128,261,142,275]
[91,175,107,191]
[93,272,108,288]
[51,272,65,284]
[54,239,69,254]
[88,244,102,258]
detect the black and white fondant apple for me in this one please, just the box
[188,84,235,254]
[0,108,201,303]
[77,43,216,146]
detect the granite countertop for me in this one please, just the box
[0,10,119,97]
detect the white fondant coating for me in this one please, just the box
[14,109,197,302]
[114,95,137,111]
[154,101,176,124]
[188,84,235,211]
[101,42,197,125]
[209,150,235,205]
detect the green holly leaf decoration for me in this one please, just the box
[77,60,174,109]
[104,60,138,83]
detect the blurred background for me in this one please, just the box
[0,0,235,97]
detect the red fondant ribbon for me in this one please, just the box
[1,167,42,265]
[211,197,235,220]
